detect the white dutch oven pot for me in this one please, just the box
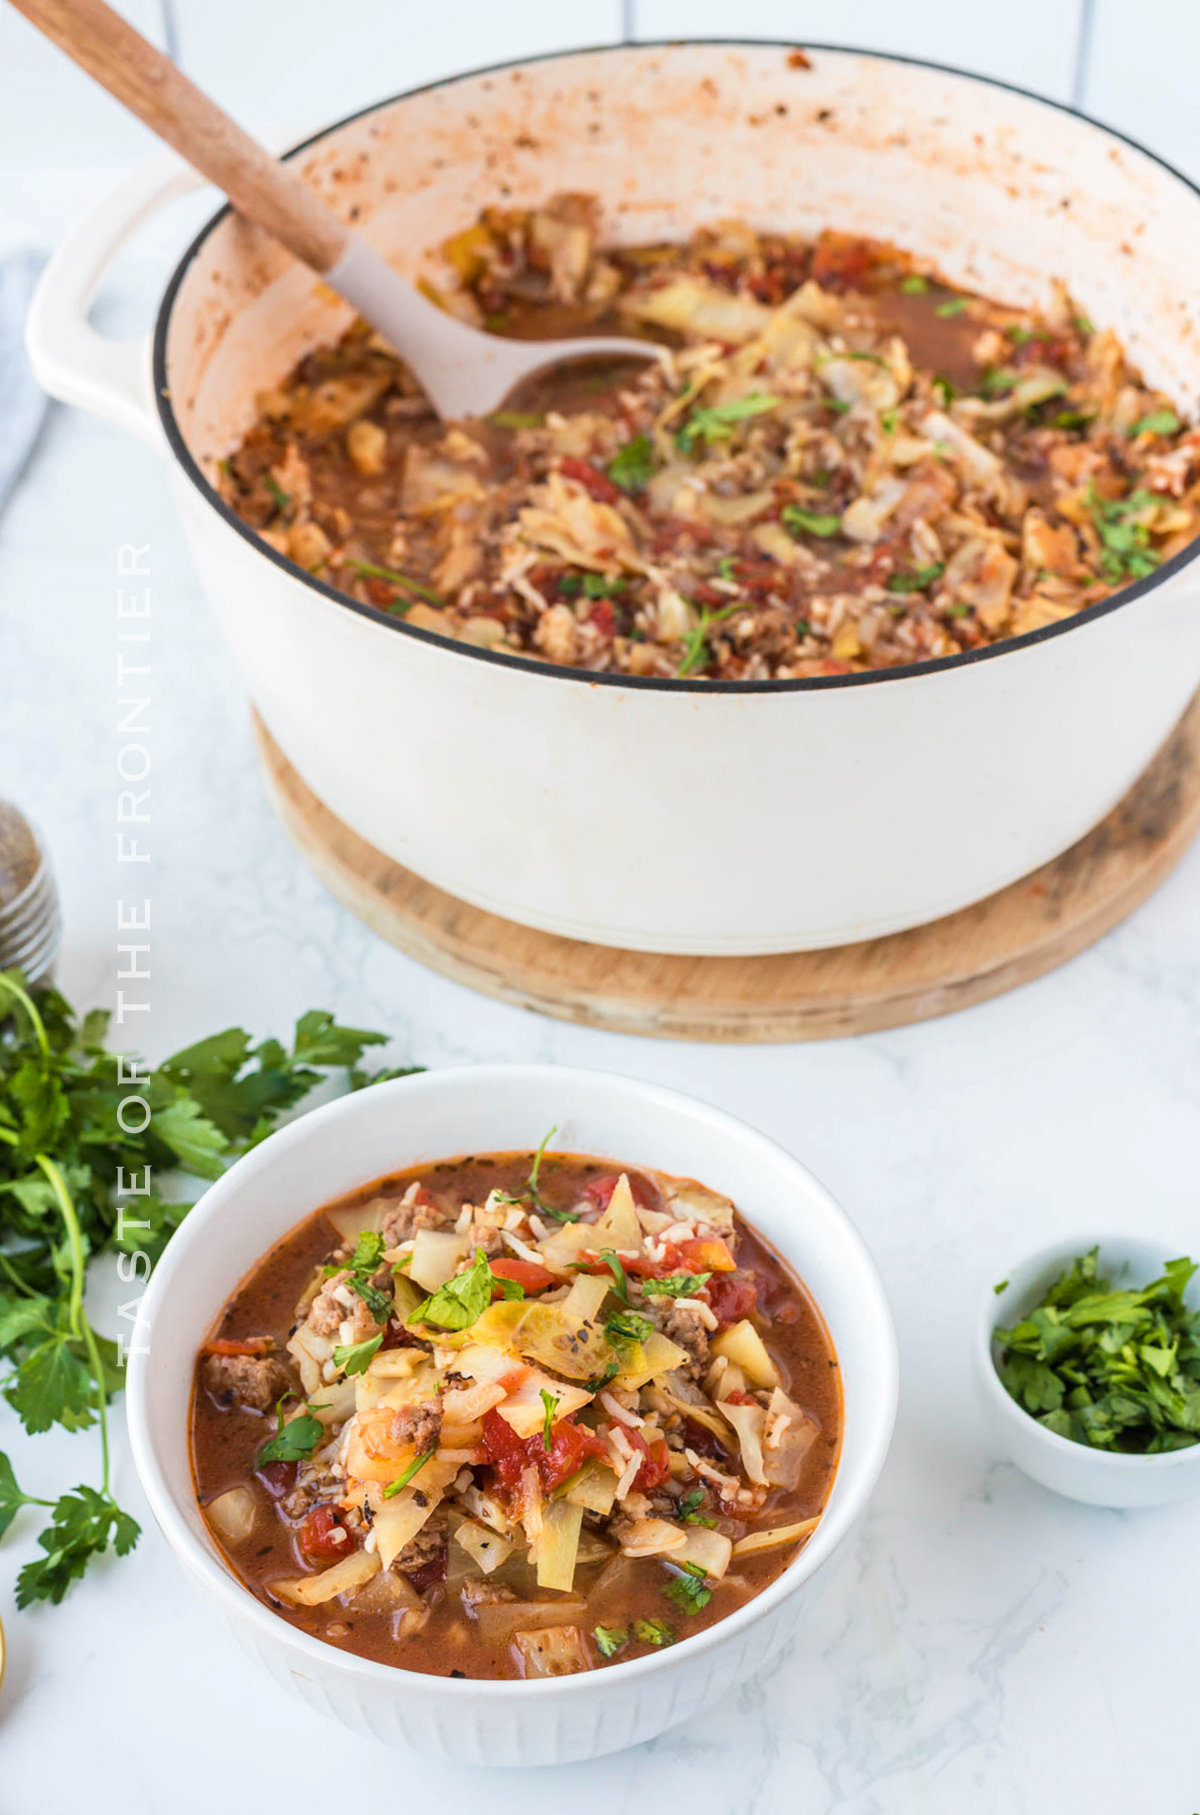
[28,43,1200,955]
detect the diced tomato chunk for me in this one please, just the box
[625,1424,671,1492]
[297,1503,352,1567]
[589,597,616,640]
[489,1256,557,1294]
[723,1388,759,1407]
[203,1336,273,1357]
[705,1272,759,1326]
[483,1409,607,1496]
[582,1171,660,1214]
[559,457,621,505]
[676,1236,737,1274]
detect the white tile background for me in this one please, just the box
[2,0,1199,180]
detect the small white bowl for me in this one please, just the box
[126,1064,897,1766]
[974,1234,1200,1509]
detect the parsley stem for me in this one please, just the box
[0,1241,39,1297]
[0,973,49,1058]
[36,1153,112,1498]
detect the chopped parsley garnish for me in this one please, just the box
[977,367,1017,398]
[383,1450,434,1497]
[595,1248,630,1303]
[526,1125,578,1223]
[886,562,945,594]
[994,1248,1200,1453]
[715,555,737,580]
[679,1487,716,1527]
[678,393,779,453]
[488,410,545,430]
[332,1332,384,1376]
[558,572,628,598]
[1075,313,1094,336]
[331,1229,395,1324]
[675,602,740,678]
[879,408,898,435]
[264,474,291,513]
[593,1624,629,1657]
[343,559,442,609]
[934,297,970,318]
[255,1396,325,1469]
[931,375,957,408]
[1053,408,1096,431]
[607,433,654,492]
[408,1247,498,1331]
[540,1389,560,1450]
[899,274,928,294]
[606,1308,657,1345]
[1087,485,1162,583]
[642,1272,712,1299]
[1129,409,1180,439]
[826,397,851,415]
[584,1359,620,1393]
[634,1617,675,1647]
[663,1560,713,1614]
[781,504,842,539]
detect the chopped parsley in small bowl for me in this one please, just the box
[974,1237,1200,1507]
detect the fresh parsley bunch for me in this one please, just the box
[0,972,411,1606]
[995,1247,1200,1453]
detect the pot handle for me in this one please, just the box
[25,153,204,447]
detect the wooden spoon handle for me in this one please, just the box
[9,0,349,272]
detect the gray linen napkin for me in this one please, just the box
[0,249,48,517]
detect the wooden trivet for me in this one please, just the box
[253,694,1200,1042]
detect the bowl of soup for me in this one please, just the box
[28,42,1200,953]
[125,1063,897,1764]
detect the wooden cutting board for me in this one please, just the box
[254,693,1200,1042]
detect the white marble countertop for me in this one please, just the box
[4,93,1200,1815]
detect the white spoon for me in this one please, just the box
[13,0,666,419]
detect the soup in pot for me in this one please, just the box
[218,198,1199,680]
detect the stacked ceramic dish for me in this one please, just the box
[0,801,60,986]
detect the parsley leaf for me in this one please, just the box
[781,505,842,539]
[634,1617,675,1646]
[642,1271,712,1299]
[678,1487,716,1527]
[1129,409,1180,439]
[596,1248,630,1303]
[0,1449,52,1539]
[408,1247,496,1331]
[15,1485,140,1609]
[584,1359,620,1393]
[607,433,654,492]
[1087,485,1162,584]
[886,563,945,594]
[526,1125,577,1223]
[606,1308,657,1345]
[675,603,740,678]
[678,393,779,453]
[935,297,970,318]
[593,1623,629,1657]
[332,1332,384,1376]
[254,1397,325,1469]
[264,474,291,514]
[540,1388,560,1450]
[334,1229,394,1324]
[899,274,928,294]
[0,977,403,1608]
[663,1560,713,1614]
